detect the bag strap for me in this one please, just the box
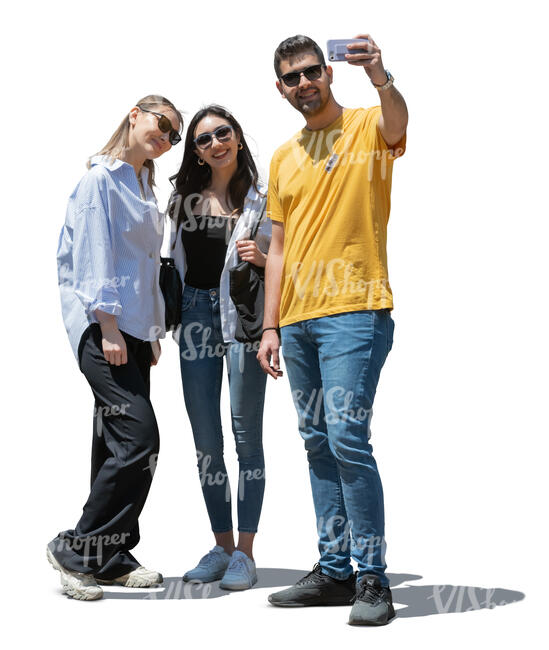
[161,190,179,259]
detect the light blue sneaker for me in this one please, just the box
[182,545,231,582]
[219,550,258,591]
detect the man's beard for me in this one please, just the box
[293,88,328,116]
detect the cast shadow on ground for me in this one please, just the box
[102,568,525,617]
[103,568,306,600]
[387,573,524,618]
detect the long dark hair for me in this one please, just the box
[169,104,259,232]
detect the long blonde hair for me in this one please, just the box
[88,94,183,189]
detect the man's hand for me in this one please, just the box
[346,33,408,147]
[260,220,284,379]
[257,330,283,379]
[345,34,387,86]
[236,239,267,267]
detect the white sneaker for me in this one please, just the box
[46,546,103,601]
[96,566,163,587]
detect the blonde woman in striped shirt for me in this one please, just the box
[48,95,182,601]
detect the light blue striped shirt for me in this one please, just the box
[57,155,166,361]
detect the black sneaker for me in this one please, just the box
[348,574,396,625]
[268,563,355,607]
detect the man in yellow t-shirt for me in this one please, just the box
[257,33,408,626]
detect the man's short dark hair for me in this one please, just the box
[274,35,326,78]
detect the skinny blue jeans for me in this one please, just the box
[280,309,394,585]
[179,284,267,533]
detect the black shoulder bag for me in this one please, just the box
[160,256,182,332]
[229,203,267,343]
[159,191,183,332]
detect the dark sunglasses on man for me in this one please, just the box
[279,64,325,87]
[137,105,181,145]
[193,124,234,150]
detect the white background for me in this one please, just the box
[1,0,547,647]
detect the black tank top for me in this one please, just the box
[180,213,233,289]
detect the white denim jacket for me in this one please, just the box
[168,181,271,344]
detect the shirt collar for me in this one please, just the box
[89,155,127,171]
[90,155,150,184]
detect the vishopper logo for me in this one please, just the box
[54,531,131,568]
[196,451,265,503]
[291,386,373,430]
[232,339,261,374]
[147,325,165,340]
[429,585,510,613]
[197,450,231,502]
[287,258,390,305]
[145,579,213,600]
[180,322,228,361]
[94,402,131,438]
[292,127,401,180]
[292,127,344,169]
[317,515,386,564]
[58,263,131,291]
[179,321,259,365]
[168,192,236,244]
[237,467,265,502]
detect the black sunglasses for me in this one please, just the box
[279,64,325,87]
[137,105,181,145]
[193,124,234,150]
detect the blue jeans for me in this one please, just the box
[280,309,394,585]
[179,284,267,533]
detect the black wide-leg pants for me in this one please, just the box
[49,324,160,579]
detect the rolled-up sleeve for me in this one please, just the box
[72,178,122,316]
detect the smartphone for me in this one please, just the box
[326,39,369,62]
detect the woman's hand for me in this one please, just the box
[98,317,127,366]
[236,239,267,267]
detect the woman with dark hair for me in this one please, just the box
[169,105,271,590]
[48,95,183,600]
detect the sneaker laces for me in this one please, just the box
[228,556,248,573]
[295,563,325,586]
[198,549,223,567]
[352,578,384,604]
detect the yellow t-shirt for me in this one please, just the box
[268,106,406,327]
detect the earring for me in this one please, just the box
[198,158,205,166]
[238,143,243,150]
